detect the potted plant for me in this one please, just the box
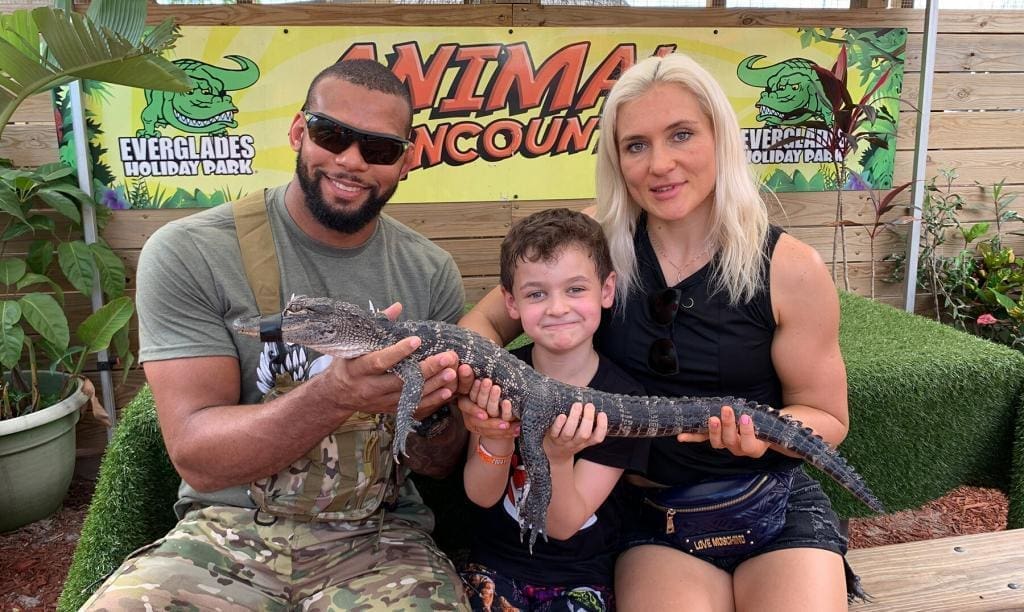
[0,2,190,531]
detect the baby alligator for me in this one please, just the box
[234,295,884,550]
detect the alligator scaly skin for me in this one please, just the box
[234,296,884,551]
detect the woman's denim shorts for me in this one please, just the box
[624,467,865,599]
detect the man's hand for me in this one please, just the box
[316,302,459,418]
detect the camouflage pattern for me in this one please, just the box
[249,411,399,521]
[82,502,470,611]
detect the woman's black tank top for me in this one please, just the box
[595,216,800,484]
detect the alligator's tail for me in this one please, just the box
[590,392,884,513]
[735,399,884,513]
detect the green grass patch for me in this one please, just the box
[819,293,1024,525]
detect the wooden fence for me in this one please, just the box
[2,2,1023,455]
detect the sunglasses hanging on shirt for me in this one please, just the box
[647,287,694,376]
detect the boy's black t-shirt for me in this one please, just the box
[468,343,649,587]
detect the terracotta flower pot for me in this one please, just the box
[0,373,87,532]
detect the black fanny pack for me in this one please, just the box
[641,471,794,558]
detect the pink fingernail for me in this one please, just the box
[499,422,508,430]
[740,415,751,425]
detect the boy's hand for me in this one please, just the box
[457,377,520,439]
[544,402,607,462]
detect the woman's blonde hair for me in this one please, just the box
[595,53,769,306]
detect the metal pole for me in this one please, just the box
[903,0,939,313]
[67,80,118,439]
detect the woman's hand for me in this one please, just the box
[544,402,608,462]
[677,405,770,458]
[456,377,520,439]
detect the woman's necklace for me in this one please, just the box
[649,230,710,285]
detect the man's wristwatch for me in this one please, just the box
[413,403,452,438]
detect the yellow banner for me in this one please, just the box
[78,26,905,208]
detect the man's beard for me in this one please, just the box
[295,151,396,234]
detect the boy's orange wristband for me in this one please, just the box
[476,441,513,466]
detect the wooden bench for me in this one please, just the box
[846,529,1024,611]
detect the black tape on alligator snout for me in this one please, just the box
[259,313,283,342]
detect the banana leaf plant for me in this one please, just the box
[0,0,191,419]
[0,1,191,134]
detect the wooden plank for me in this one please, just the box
[902,72,1024,112]
[100,189,986,253]
[512,200,590,221]
[893,149,1024,189]
[846,530,1024,611]
[771,191,886,228]
[880,182,1017,223]
[9,93,56,124]
[509,6,925,29]
[464,275,501,304]
[815,260,907,298]
[931,10,1024,34]
[143,4,512,27]
[0,123,58,167]
[507,194,911,230]
[436,237,503,276]
[864,213,1024,272]
[100,202,514,250]
[786,225,908,264]
[509,7,1024,33]
[59,3,1024,34]
[906,33,1024,73]
[387,201,513,238]
[896,111,1024,151]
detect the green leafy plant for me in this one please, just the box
[0,1,191,419]
[0,161,134,418]
[892,169,1024,350]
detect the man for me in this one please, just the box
[84,59,471,610]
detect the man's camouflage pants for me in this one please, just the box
[81,505,469,611]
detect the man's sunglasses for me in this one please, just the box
[303,111,410,166]
[648,287,686,375]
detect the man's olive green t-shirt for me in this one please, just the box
[136,184,464,515]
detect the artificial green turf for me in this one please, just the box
[57,387,179,612]
[824,292,1024,527]
[59,293,1024,607]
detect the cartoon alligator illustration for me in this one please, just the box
[737,55,832,128]
[137,55,260,137]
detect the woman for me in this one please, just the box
[458,53,858,611]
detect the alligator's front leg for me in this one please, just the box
[516,398,554,553]
[389,357,423,458]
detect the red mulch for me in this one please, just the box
[0,479,1010,611]
[0,476,96,612]
[848,485,1009,549]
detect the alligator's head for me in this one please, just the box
[159,55,260,134]
[233,296,388,359]
[737,55,833,127]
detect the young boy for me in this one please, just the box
[460,208,648,612]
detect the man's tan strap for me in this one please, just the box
[231,189,281,315]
